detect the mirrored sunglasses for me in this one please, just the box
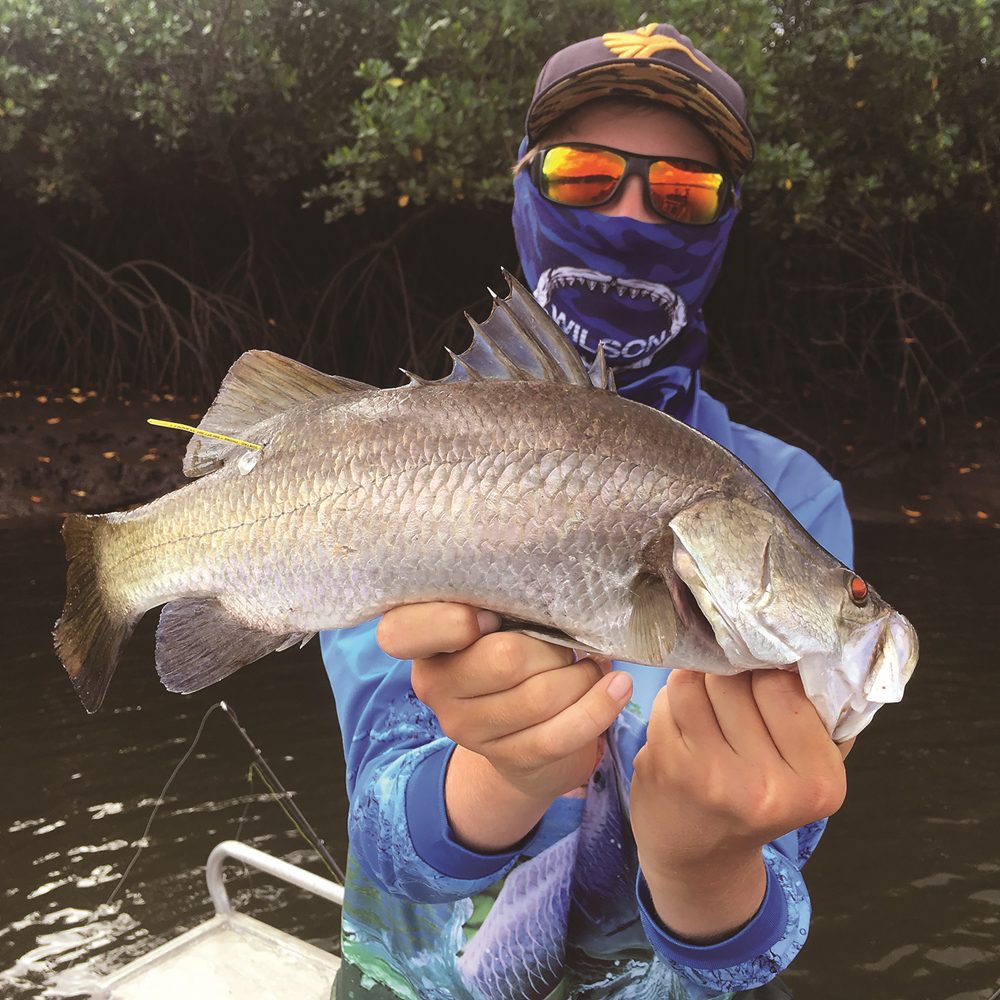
[531,142,730,226]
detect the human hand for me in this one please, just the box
[376,603,634,805]
[629,668,853,941]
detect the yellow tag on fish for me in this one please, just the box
[146,418,263,451]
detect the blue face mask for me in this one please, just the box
[512,150,738,420]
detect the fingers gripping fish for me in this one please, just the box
[52,271,917,741]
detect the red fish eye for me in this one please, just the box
[849,576,869,604]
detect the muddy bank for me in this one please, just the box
[0,381,196,522]
[1,379,998,528]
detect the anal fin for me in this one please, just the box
[155,599,312,694]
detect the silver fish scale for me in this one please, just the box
[102,380,733,657]
[301,385,702,641]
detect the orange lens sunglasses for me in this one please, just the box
[531,142,730,226]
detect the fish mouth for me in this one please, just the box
[860,613,919,703]
[799,612,919,742]
[533,267,687,338]
[670,529,920,740]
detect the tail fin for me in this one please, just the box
[53,513,140,713]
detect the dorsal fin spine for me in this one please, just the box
[487,287,563,381]
[499,267,592,386]
[591,343,612,391]
[445,347,483,381]
[399,368,429,386]
[464,317,525,379]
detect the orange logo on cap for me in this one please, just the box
[602,23,711,72]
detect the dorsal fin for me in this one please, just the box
[185,350,374,477]
[500,267,593,386]
[590,343,616,392]
[425,272,616,391]
[484,285,565,381]
[462,315,530,380]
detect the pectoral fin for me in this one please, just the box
[155,599,313,694]
[625,571,679,665]
[499,571,678,667]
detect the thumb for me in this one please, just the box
[519,670,633,765]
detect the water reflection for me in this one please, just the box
[1,522,998,999]
[1,522,348,998]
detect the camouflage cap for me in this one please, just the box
[526,23,755,178]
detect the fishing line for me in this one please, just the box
[230,769,260,909]
[220,702,345,883]
[224,758,343,909]
[107,701,226,904]
[106,699,344,906]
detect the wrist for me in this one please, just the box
[637,860,792,971]
[445,745,554,852]
[641,846,767,944]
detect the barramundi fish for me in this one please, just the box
[53,271,917,740]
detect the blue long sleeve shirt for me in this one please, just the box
[321,380,853,1000]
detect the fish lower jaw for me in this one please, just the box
[797,650,887,742]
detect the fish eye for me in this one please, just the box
[847,574,869,605]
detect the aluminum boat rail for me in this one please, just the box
[206,840,345,913]
[92,840,343,999]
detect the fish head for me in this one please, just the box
[667,496,918,740]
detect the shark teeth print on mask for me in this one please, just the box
[534,266,688,337]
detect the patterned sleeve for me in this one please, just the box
[320,618,530,903]
[636,836,810,996]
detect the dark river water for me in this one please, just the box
[1,521,998,1000]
